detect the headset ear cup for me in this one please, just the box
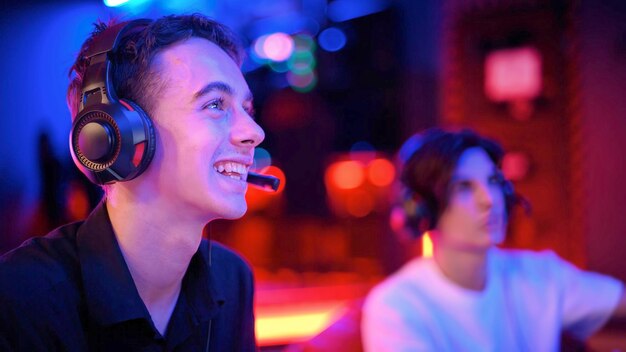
[405,194,432,237]
[70,100,156,185]
[390,190,431,241]
[121,100,156,179]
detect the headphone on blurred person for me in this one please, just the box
[390,132,518,240]
[389,133,428,240]
[70,19,156,185]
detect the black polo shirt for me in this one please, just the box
[0,202,257,351]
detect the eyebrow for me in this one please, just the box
[450,167,499,182]
[449,175,468,184]
[192,81,253,102]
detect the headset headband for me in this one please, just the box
[79,19,151,111]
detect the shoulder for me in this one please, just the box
[0,223,84,337]
[0,222,83,303]
[362,258,437,349]
[493,247,565,274]
[492,251,623,339]
[207,240,252,270]
[202,240,253,283]
[492,248,620,293]
[364,257,430,314]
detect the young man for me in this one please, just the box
[362,128,626,351]
[0,14,263,351]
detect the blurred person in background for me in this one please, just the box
[362,128,626,351]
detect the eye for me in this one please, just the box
[243,101,256,119]
[453,180,473,192]
[244,106,257,119]
[488,173,504,185]
[203,97,225,111]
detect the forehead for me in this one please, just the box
[453,147,496,177]
[151,37,248,97]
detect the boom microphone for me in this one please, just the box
[246,172,280,191]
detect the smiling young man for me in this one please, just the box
[362,128,626,351]
[0,14,263,351]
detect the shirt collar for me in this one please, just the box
[185,240,226,321]
[76,201,225,328]
[166,240,225,347]
[76,201,149,326]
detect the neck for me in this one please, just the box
[433,245,491,291]
[105,186,208,334]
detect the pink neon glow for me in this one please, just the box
[484,46,542,102]
[502,152,530,181]
[262,33,294,62]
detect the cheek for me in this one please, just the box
[492,189,507,213]
[438,204,472,232]
[446,208,474,229]
[158,134,208,179]
[445,196,474,220]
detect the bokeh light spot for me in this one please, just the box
[263,33,294,62]
[318,27,347,52]
[253,147,272,171]
[367,158,395,187]
[346,190,374,217]
[326,160,365,190]
[287,71,317,93]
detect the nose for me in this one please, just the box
[476,183,495,210]
[231,109,265,148]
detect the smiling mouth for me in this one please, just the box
[214,161,249,181]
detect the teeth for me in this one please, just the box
[213,161,249,179]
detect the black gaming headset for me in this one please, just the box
[70,19,156,185]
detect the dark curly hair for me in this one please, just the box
[400,128,525,235]
[67,13,243,119]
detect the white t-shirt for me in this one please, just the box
[362,248,623,352]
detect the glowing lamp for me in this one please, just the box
[502,151,530,181]
[485,46,542,102]
[263,33,294,62]
[422,232,433,258]
[103,0,130,7]
[367,158,395,187]
[325,160,365,190]
[484,46,542,120]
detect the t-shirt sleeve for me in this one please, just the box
[361,284,434,352]
[549,251,624,339]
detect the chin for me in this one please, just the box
[490,232,506,245]
[219,203,248,220]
